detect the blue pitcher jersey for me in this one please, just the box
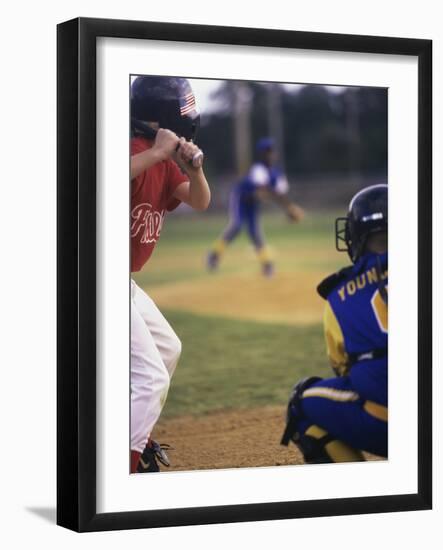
[320,252,388,404]
[237,162,289,198]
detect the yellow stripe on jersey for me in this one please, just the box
[364,400,388,422]
[302,387,359,402]
[305,424,328,438]
[323,302,349,376]
[371,287,388,334]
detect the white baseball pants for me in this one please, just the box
[131,280,182,453]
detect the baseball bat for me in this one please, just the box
[132,119,204,168]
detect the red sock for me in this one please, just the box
[131,450,141,473]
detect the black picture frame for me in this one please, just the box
[57,17,432,532]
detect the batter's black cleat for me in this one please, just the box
[136,440,172,473]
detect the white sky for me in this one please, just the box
[188,78,346,113]
[130,75,346,115]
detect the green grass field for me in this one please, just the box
[133,210,344,418]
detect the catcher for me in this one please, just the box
[207,137,304,277]
[130,76,210,473]
[282,184,388,462]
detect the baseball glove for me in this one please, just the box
[287,202,305,223]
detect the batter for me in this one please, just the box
[130,76,210,473]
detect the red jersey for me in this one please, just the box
[131,137,188,272]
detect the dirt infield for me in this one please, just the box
[148,271,327,326]
[153,406,382,472]
[153,406,305,471]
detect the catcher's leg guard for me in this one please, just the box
[281,377,364,463]
[281,376,323,446]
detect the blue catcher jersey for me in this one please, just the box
[319,252,388,405]
[236,162,289,198]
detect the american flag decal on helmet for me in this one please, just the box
[179,93,196,116]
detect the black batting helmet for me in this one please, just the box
[131,76,200,141]
[336,184,388,263]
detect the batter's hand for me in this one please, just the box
[174,138,204,174]
[287,202,305,223]
[152,128,180,161]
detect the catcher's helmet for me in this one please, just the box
[131,76,200,141]
[336,184,388,262]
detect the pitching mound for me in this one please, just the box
[148,271,327,326]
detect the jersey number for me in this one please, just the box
[371,288,388,333]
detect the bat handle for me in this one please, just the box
[191,151,204,168]
[174,142,204,168]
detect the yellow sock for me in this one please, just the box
[211,238,227,255]
[305,425,365,463]
[257,246,272,264]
